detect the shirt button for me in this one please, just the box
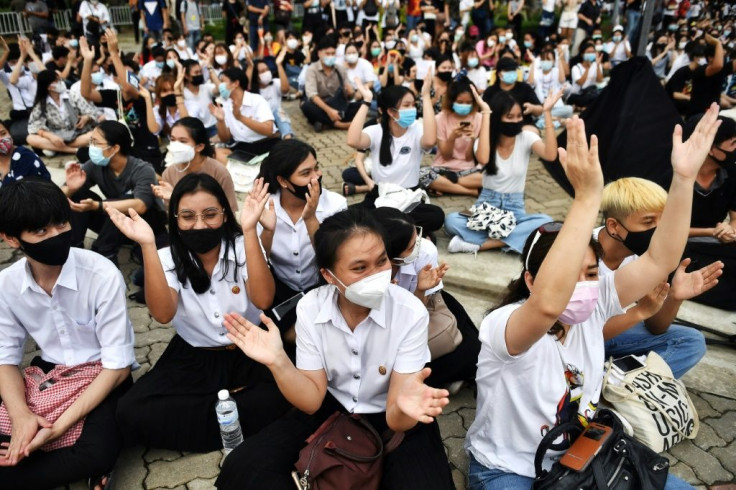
[293,251,299,256]
[219,331,225,336]
[353,373,360,380]
[59,329,66,335]
[214,312,220,318]
[352,396,358,402]
[210,289,215,294]
[296,269,301,273]
[52,305,58,310]
[351,349,358,355]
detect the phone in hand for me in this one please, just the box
[459,121,471,128]
[559,423,613,472]
[272,292,305,321]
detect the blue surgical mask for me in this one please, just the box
[499,35,506,43]
[394,107,417,128]
[500,71,517,84]
[91,71,104,85]
[218,82,231,99]
[166,59,176,69]
[322,55,336,67]
[524,40,532,48]
[540,60,554,71]
[467,57,479,68]
[453,102,472,116]
[613,35,622,42]
[88,144,113,166]
[583,53,596,63]
[69,39,78,48]
[155,61,165,69]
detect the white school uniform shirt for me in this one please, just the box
[183,83,218,128]
[0,248,135,369]
[139,60,163,89]
[159,235,264,347]
[466,66,489,91]
[481,130,540,194]
[258,79,284,113]
[394,238,443,296]
[362,121,424,188]
[571,62,600,93]
[465,272,624,478]
[78,0,111,30]
[0,66,36,111]
[222,91,275,143]
[260,189,347,292]
[295,284,431,413]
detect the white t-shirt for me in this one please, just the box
[481,130,540,194]
[362,121,424,188]
[295,284,431,414]
[531,66,563,101]
[394,238,443,296]
[139,60,163,89]
[222,91,275,143]
[605,40,631,65]
[258,78,284,113]
[0,67,36,111]
[466,272,624,478]
[571,62,600,93]
[183,83,218,127]
[78,0,110,30]
[159,235,264,347]
[466,66,489,91]
[343,58,377,89]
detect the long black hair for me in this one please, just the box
[483,91,520,175]
[371,207,415,259]
[33,69,58,115]
[97,120,132,156]
[315,207,387,271]
[171,117,215,158]
[257,139,317,190]
[377,85,413,166]
[168,173,242,294]
[493,222,602,337]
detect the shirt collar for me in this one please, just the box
[695,167,727,195]
[312,284,388,330]
[20,248,78,294]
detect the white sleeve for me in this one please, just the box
[158,248,182,293]
[482,304,529,361]
[392,298,431,373]
[295,300,325,371]
[94,269,136,369]
[255,97,275,121]
[362,123,381,151]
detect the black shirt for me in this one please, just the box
[691,169,736,228]
[665,65,692,98]
[688,62,733,117]
[283,49,305,68]
[482,81,541,125]
[578,0,601,35]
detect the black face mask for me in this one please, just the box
[607,222,656,256]
[355,41,364,49]
[437,71,453,83]
[286,176,322,201]
[162,94,177,107]
[179,227,223,254]
[191,74,205,86]
[20,229,72,266]
[498,121,523,137]
[712,146,736,168]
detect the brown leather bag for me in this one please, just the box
[293,412,403,490]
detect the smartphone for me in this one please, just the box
[459,209,472,217]
[560,423,613,472]
[459,121,471,128]
[127,71,140,89]
[612,355,645,374]
[273,292,305,321]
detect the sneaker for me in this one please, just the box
[312,121,323,133]
[448,236,480,255]
[445,380,465,396]
[42,149,57,157]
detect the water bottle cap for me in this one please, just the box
[218,389,230,400]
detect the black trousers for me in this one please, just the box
[425,290,481,387]
[115,334,292,453]
[684,240,736,311]
[8,110,29,146]
[355,186,446,235]
[232,137,280,156]
[300,99,362,127]
[215,393,456,490]
[0,357,132,489]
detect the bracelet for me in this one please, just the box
[362,100,371,108]
[98,200,104,211]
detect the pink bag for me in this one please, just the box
[0,361,103,451]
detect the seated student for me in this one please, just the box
[211,67,279,158]
[0,39,43,146]
[26,69,97,156]
[44,46,78,85]
[373,207,481,391]
[687,34,729,118]
[665,43,704,115]
[0,120,50,188]
[180,60,218,138]
[347,80,446,237]
[251,53,293,139]
[465,109,719,490]
[597,177,718,378]
[215,207,455,490]
[301,37,360,132]
[420,79,490,197]
[281,31,306,90]
[685,114,736,310]
[444,90,560,254]
[604,24,631,67]
[482,56,542,127]
[255,139,347,334]
[108,174,291,452]
[0,179,134,489]
[527,46,573,130]
[151,71,189,138]
[139,45,166,90]
[61,120,166,264]
[567,41,604,109]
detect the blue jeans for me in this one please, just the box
[273,107,293,138]
[284,63,301,90]
[625,9,641,45]
[186,29,201,51]
[406,14,421,30]
[604,322,706,379]
[444,189,552,253]
[468,453,694,490]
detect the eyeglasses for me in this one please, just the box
[525,221,563,270]
[175,207,225,227]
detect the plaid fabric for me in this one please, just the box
[0,361,103,451]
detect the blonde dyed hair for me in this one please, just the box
[601,177,667,221]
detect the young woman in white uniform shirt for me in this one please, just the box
[465,111,719,490]
[216,207,456,489]
[107,173,291,452]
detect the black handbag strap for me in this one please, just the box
[324,414,384,463]
[533,421,583,478]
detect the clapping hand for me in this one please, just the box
[106,207,156,245]
[64,162,87,193]
[151,180,174,201]
[635,281,669,319]
[241,177,271,232]
[396,368,450,423]
[670,258,724,301]
[416,262,449,292]
[225,312,285,367]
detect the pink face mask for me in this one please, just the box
[558,281,599,325]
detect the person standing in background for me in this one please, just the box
[23,0,50,35]
[139,0,169,43]
[178,0,204,50]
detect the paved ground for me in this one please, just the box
[0,34,734,488]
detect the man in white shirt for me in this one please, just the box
[0,179,135,488]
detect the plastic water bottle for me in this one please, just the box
[216,389,244,453]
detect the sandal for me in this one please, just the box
[88,471,114,490]
[342,182,356,197]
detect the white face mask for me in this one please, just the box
[177,39,187,48]
[328,269,392,310]
[393,234,422,265]
[345,53,359,64]
[287,38,299,50]
[54,81,67,94]
[165,140,196,168]
[259,70,273,85]
[215,55,228,66]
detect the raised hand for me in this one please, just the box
[224,312,285,367]
[417,262,449,292]
[151,180,174,201]
[422,67,434,97]
[671,103,720,180]
[669,258,724,301]
[354,77,373,102]
[104,28,119,55]
[635,281,669,319]
[105,207,156,245]
[558,116,603,199]
[241,177,270,231]
[301,178,321,221]
[396,368,450,424]
[64,162,87,193]
[79,36,95,60]
[542,88,564,112]
[209,103,225,121]
[470,84,490,113]
[259,197,276,231]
